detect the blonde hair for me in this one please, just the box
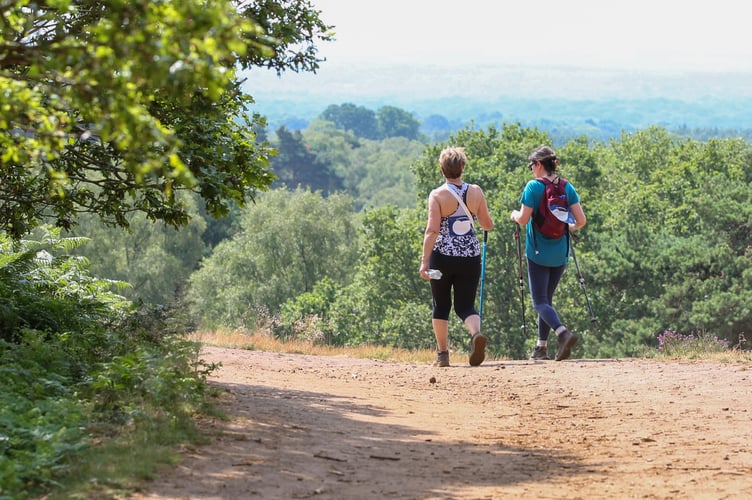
[439,146,467,179]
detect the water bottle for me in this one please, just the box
[426,269,442,279]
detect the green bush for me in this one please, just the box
[0,333,87,494]
[0,229,216,498]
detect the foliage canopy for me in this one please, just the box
[0,0,331,237]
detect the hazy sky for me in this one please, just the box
[310,1,751,72]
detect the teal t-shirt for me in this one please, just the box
[520,178,580,267]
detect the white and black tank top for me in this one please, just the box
[433,183,481,257]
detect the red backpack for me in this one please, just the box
[533,177,571,239]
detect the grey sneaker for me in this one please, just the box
[530,345,549,360]
[433,350,450,367]
[555,329,577,361]
[469,333,486,366]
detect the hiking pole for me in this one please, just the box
[479,230,488,326]
[569,233,597,326]
[513,224,528,336]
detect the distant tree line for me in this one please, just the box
[262,100,752,147]
[319,103,423,141]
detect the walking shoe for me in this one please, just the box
[530,345,549,360]
[469,333,486,366]
[555,329,577,361]
[433,350,450,367]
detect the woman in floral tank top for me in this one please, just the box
[420,147,494,367]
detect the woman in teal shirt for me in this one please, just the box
[510,146,587,361]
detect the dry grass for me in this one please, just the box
[189,328,507,364]
[649,349,752,363]
[189,328,441,364]
[191,329,751,364]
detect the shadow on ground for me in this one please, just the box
[143,379,593,498]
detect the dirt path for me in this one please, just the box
[135,347,751,499]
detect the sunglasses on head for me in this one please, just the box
[528,160,537,170]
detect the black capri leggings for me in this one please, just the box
[429,251,481,321]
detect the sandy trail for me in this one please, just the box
[135,347,751,499]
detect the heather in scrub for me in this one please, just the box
[656,329,730,357]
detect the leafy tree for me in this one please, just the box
[279,276,340,343]
[302,121,423,209]
[343,137,424,209]
[302,119,361,177]
[320,103,379,139]
[276,123,752,357]
[377,105,422,140]
[421,114,452,141]
[66,194,208,305]
[319,103,424,141]
[187,188,358,329]
[0,0,331,238]
[198,198,244,250]
[325,206,433,347]
[271,125,343,194]
[574,130,752,355]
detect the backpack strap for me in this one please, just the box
[444,183,475,226]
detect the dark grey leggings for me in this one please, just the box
[429,252,481,321]
[526,258,566,341]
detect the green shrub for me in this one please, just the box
[0,229,217,498]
